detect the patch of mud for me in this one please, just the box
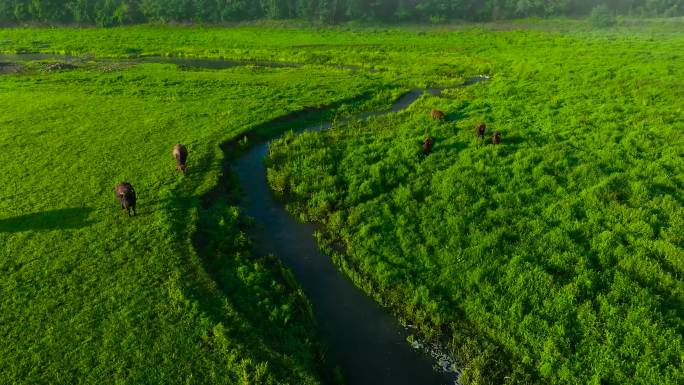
[42,62,77,72]
[0,62,24,74]
[100,62,137,73]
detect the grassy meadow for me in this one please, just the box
[0,54,386,384]
[266,21,684,385]
[1,20,683,385]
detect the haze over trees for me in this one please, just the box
[1,0,683,25]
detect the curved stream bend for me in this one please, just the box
[234,78,487,385]
[2,52,485,384]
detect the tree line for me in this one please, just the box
[1,0,683,26]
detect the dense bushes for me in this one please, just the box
[588,5,617,28]
[1,0,683,25]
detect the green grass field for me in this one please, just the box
[0,53,388,384]
[1,20,683,385]
[266,22,684,385]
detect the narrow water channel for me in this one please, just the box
[0,53,377,72]
[232,88,468,385]
[3,51,485,383]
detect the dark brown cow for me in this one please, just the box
[423,137,435,155]
[430,109,445,120]
[476,122,487,139]
[115,182,137,217]
[492,131,502,145]
[173,144,189,172]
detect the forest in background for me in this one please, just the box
[1,0,683,26]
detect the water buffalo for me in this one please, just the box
[423,137,435,155]
[492,131,502,145]
[173,144,188,172]
[476,122,486,139]
[115,182,137,217]
[430,109,445,120]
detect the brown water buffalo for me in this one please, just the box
[492,131,502,145]
[423,137,434,155]
[173,144,188,172]
[476,122,486,139]
[430,109,445,120]
[115,182,137,217]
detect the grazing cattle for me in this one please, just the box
[476,122,487,139]
[115,182,137,217]
[430,109,445,120]
[423,137,435,155]
[492,131,502,145]
[172,144,189,172]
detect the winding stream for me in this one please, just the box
[2,52,486,384]
[233,80,486,385]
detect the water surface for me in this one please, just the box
[233,88,464,385]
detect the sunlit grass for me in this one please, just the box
[0,23,682,385]
[0,59,382,385]
[266,24,684,385]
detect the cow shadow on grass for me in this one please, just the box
[0,207,94,233]
[444,107,468,122]
[436,140,468,154]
